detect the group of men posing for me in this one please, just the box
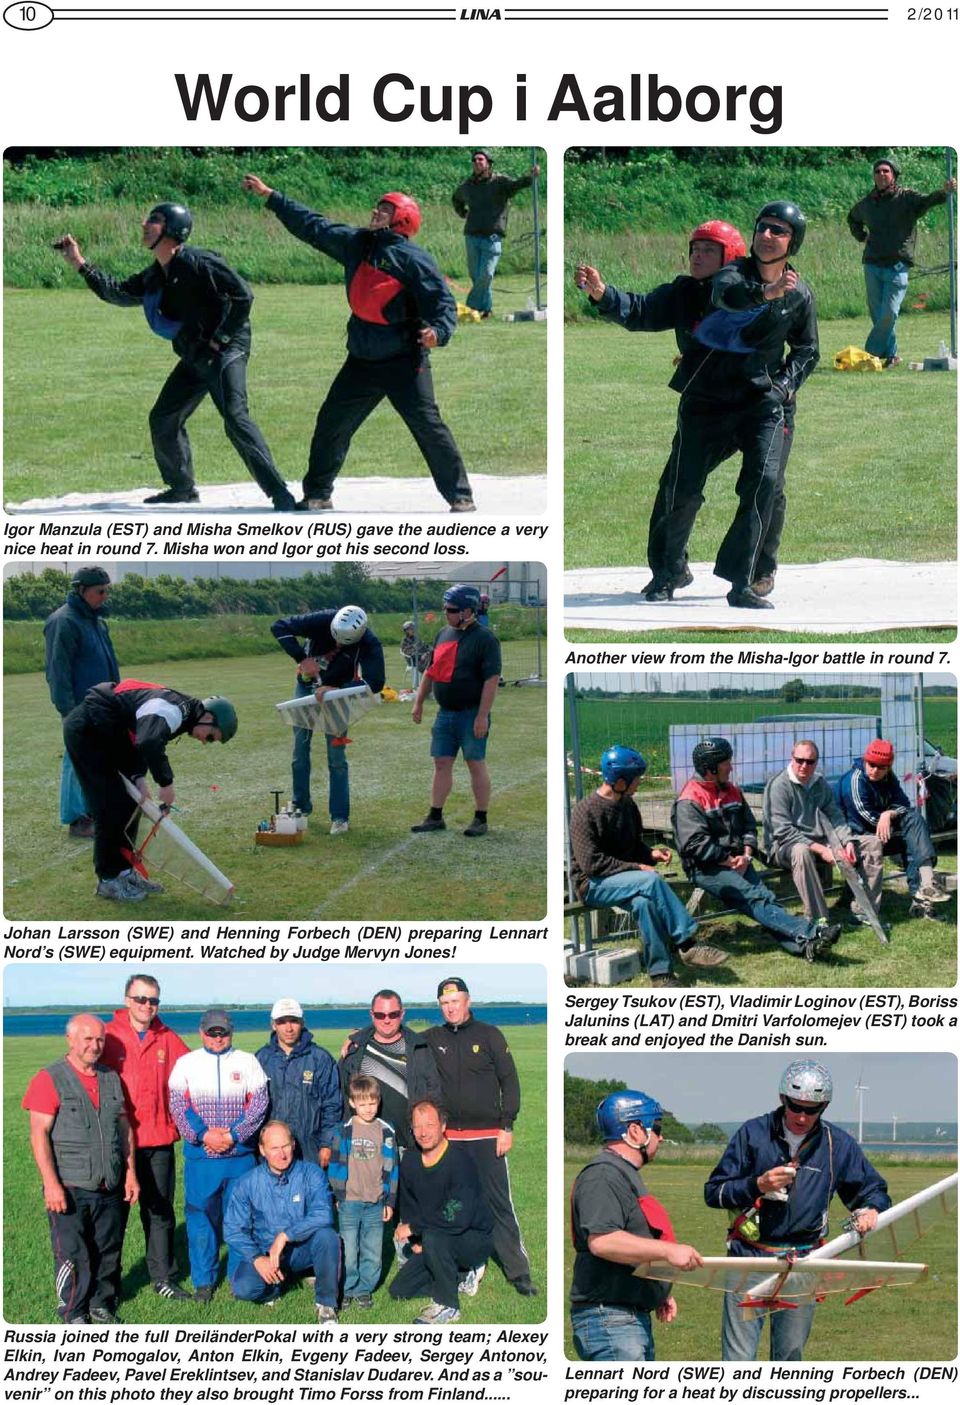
[576,155,955,609]
[45,570,502,901]
[23,977,536,1325]
[571,1061,890,1362]
[569,734,950,984]
[53,151,537,513]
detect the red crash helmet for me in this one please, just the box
[689,220,747,265]
[379,192,421,237]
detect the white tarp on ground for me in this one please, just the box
[5,473,547,517]
[564,558,957,634]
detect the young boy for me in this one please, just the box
[328,1075,399,1308]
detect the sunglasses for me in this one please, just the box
[792,757,817,767]
[782,1096,825,1116]
[204,1028,230,1038]
[372,1009,402,1020]
[444,606,462,614]
[129,995,160,1006]
[647,1120,663,1137]
[756,220,792,237]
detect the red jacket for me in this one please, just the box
[101,1011,190,1147]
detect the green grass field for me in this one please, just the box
[562,1152,957,1361]
[3,283,546,503]
[2,653,547,920]
[565,313,956,572]
[2,1026,547,1325]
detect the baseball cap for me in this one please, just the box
[437,977,469,998]
[271,998,304,1021]
[200,1008,234,1034]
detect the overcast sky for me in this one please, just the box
[565,1052,956,1123]
[2,962,546,1009]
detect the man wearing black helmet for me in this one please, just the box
[568,745,727,986]
[63,680,237,902]
[243,174,474,513]
[54,204,295,511]
[673,738,841,961]
[410,586,500,837]
[848,156,956,367]
[44,567,120,839]
[575,219,747,600]
[570,1090,704,1360]
[452,149,539,317]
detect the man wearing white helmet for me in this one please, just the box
[705,1060,890,1360]
[570,1090,704,1360]
[270,605,384,835]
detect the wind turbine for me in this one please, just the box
[855,1070,869,1144]
[892,1113,898,1143]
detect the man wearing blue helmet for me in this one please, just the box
[568,745,727,986]
[570,1090,704,1360]
[705,1060,890,1360]
[410,585,501,837]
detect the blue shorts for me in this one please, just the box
[430,706,489,761]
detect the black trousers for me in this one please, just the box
[389,1226,491,1310]
[47,1186,124,1321]
[452,1137,531,1284]
[63,709,140,880]
[646,395,792,587]
[305,353,473,504]
[149,329,292,506]
[120,1145,179,1285]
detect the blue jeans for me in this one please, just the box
[465,234,502,314]
[883,807,937,893]
[291,679,349,820]
[338,1200,385,1296]
[230,1227,341,1308]
[692,863,814,956]
[430,706,489,762]
[583,870,698,977]
[863,261,909,361]
[721,1275,815,1360]
[60,751,89,825]
[571,1303,656,1361]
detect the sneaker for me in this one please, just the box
[96,875,147,903]
[414,1301,461,1324]
[909,897,940,920]
[194,1286,214,1304]
[154,1280,192,1301]
[411,816,447,833]
[89,1306,121,1324]
[803,922,842,961]
[353,1292,374,1309]
[463,819,488,837]
[449,499,477,513]
[915,883,950,905]
[295,497,334,511]
[330,820,350,836]
[512,1276,539,1297]
[68,816,95,839]
[884,355,902,368]
[641,567,692,598]
[458,1265,486,1298]
[678,942,728,968]
[144,488,200,505]
[273,496,298,512]
[64,1313,90,1324]
[315,1304,339,1324]
[727,585,774,610]
[640,576,674,603]
[126,869,165,895]
[650,974,682,988]
[750,573,777,598]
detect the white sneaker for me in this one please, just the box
[125,869,165,895]
[414,1301,461,1324]
[916,883,950,904]
[330,820,349,836]
[458,1264,486,1298]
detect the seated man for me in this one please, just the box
[762,739,884,926]
[838,739,950,919]
[389,1099,492,1325]
[568,745,726,988]
[673,737,840,960]
[223,1120,340,1323]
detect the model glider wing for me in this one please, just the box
[635,1255,927,1314]
[120,774,235,906]
[818,809,889,944]
[275,683,381,735]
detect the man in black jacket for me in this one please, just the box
[847,156,956,367]
[270,604,384,834]
[420,978,536,1297]
[243,174,474,512]
[54,203,295,510]
[63,680,237,902]
[44,566,121,838]
[452,149,538,316]
[339,989,440,1149]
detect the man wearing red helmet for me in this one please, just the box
[575,220,746,600]
[243,175,474,513]
[837,739,951,920]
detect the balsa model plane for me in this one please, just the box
[121,774,235,907]
[275,682,381,740]
[635,1171,957,1318]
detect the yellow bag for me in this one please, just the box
[457,301,482,323]
[380,686,400,702]
[833,345,884,372]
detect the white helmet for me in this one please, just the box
[779,1060,832,1105]
[331,605,368,645]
